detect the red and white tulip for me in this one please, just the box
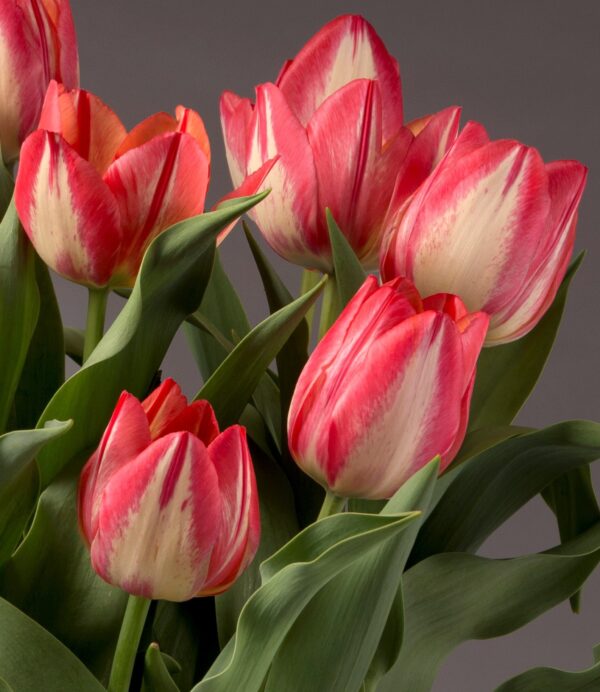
[288,276,489,500]
[78,379,260,602]
[380,122,588,345]
[0,0,78,162]
[220,14,459,271]
[14,81,273,288]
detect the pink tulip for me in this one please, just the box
[220,14,460,271]
[78,379,260,602]
[14,81,273,288]
[0,0,78,162]
[380,122,588,345]
[288,276,489,499]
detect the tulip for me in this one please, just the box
[380,122,588,345]
[221,14,460,271]
[0,0,78,162]
[14,81,273,288]
[287,276,489,500]
[78,379,260,602]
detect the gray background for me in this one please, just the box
[58,1,600,689]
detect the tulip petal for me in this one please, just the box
[92,432,222,601]
[142,378,188,439]
[246,83,321,268]
[307,79,411,265]
[220,91,254,188]
[487,161,587,344]
[277,14,403,140]
[176,105,211,165]
[78,391,151,542]
[39,81,126,174]
[15,130,121,286]
[202,426,260,594]
[390,139,550,314]
[38,0,80,88]
[104,131,209,283]
[160,400,220,446]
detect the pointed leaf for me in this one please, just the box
[496,652,600,691]
[141,644,180,692]
[327,209,367,308]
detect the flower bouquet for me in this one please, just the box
[0,5,597,692]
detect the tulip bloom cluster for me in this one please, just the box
[288,276,488,499]
[78,380,260,601]
[221,15,460,271]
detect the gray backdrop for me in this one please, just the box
[59,1,600,689]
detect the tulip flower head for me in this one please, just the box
[221,14,460,271]
[288,276,489,500]
[380,122,588,345]
[78,379,260,602]
[0,0,79,162]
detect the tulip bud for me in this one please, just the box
[78,379,260,602]
[220,14,460,271]
[380,122,588,345]
[287,276,489,499]
[0,0,79,162]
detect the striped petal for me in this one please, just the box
[220,90,254,188]
[159,400,220,445]
[91,432,222,601]
[104,131,209,284]
[386,135,550,315]
[202,426,260,595]
[39,81,126,174]
[245,82,321,269]
[15,130,121,286]
[307,79,411,266]
[277,14,403,141]
[142,378,188,439]
[78,391,151,543]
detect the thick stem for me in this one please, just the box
[317,490,347,521]
[318,275,339,340]
[108,595,151,692]
[83,287,108,362]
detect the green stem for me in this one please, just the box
[300,268,321,340]
[83,287,108,362]
[317,490,347,521]
[108,595,151,692]
[318,275,339,340]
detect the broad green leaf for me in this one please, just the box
[0,596,104,691]
[326,209,367,309]
[195,277,326,428]
[216,444,299,647]
[185,250,250,380]
[141,644,180,692]
[379,522,600,692]
[64,326,84,365]
[265,460,439,692]
[469,254,583,431]
[194,511,419,692]
[35,194,266,489]
[0,463,127,683]
[0,420,71,565]
[12,258,64,429]
[0,200,39,434]
[496,653,600,691]
[411,421,600,563]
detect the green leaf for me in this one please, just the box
[0,596,104,691]
[0,158,13,218]
[0,420,71,566]
[411,421,600,563]
[141,643,180,692]
[496,652,600,691]
[0,463,127,683]
[35,194,266,489]
[326,209,367,308]
[378,522,600,692]
[64,326,84,365]
[265,460,439,692]
[195,276,326,428]
[0,200,39,433]
[469,253,583,431]
[185,250,250,380]
[12,258,65,429]
[215,444,299,647]
[194,511,419,692]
